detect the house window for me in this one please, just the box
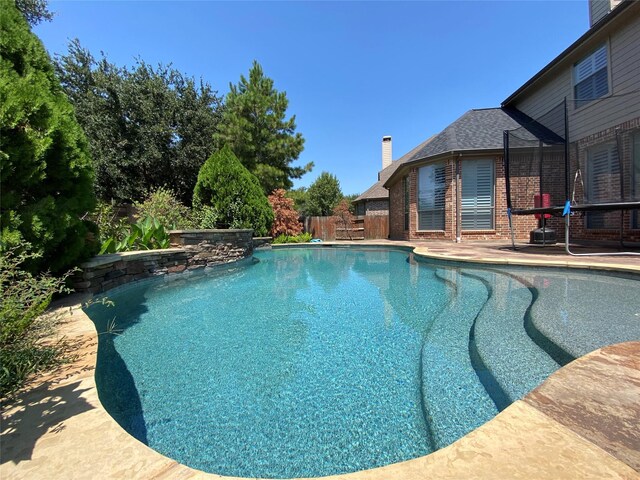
[355,202,365,216]
[586,143,619,229]
[462,159,495,230]
[403,175,410,230]
[417,163,446,230]
[574,44,608,108]
[633,133,640,229]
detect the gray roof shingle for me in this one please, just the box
[406,108,522,163]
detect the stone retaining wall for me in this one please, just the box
[73,229,254,294]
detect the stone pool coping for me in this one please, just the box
[2,242,639,479]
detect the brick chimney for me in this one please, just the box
[382,136,392,170]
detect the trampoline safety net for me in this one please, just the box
[504,94,640,230]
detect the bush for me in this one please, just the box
[191,205,219,229]
[0,0,96,274]
[268,189,302,237]
[134,187,193,230]
[193,145,273,236]
[272,232,312,244]
[92,201,129,245]
[99,216,170,254]
[0,243,72,397]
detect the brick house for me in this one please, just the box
[353,137,433,217]
[383,0,639,243]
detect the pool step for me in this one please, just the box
[469,270,560,406]
[420,268,498,450]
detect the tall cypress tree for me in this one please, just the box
[0,0,96,273]
[213,61,312,194]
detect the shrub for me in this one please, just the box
[272,232,312,244]
[268,189,302,237]
[191,205,220,229]
[0,0,96,274]
[193,145,273,236]
[92,201,129,245]
[99,216,170,254]
[0,243,72,397]
[134,187,193,230]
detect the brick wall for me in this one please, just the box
[389,155,538,242]
[365,199,389,216]
[73,229,254,293]
[567,117,640,243]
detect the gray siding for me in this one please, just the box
[513,9,640,143]
[589,0,610,26]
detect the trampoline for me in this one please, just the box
[503,94,640,256]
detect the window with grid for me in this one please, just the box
[417,163,446,230]
[574,44,608,108]
[403,175,410,230]
[462,159,494,230]
[586,143,619,229]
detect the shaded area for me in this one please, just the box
[1,380,94,464]
[84,285,150,444]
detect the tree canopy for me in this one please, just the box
[213,61,311,194]
[54,39,223,205]
[15,0,54,26]
[0,0,96,273]
[305,172,343,216]
[193,146,273,236]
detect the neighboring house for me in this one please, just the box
[383,0,639,243]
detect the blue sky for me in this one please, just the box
[35,1,590,196]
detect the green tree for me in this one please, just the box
[286,187,308,216]
[193,146,273,236]
[306,172,343,216]
[213,60,311,194]
[15,0,53,26]
[0,0,96,273]
[54,39,223,205]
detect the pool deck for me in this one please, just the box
[1,240,639,479]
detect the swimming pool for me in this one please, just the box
[85,247,640,478]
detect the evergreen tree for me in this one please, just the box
[193,146,273,236]
[15,0,53,26]
[213,61,312,194]
[0,0,96,273]
[55,39,223,205]
[306,172,343,216]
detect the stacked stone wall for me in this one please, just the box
[73,229,254,293]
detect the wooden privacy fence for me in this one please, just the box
[304,215,388,241]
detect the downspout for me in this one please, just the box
[456,154,462,243]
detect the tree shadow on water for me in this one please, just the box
[84,287,151,445]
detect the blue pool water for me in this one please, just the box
[85,247,640,478]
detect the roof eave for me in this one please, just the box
[383,148,504,188]
[502,0,635,107]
